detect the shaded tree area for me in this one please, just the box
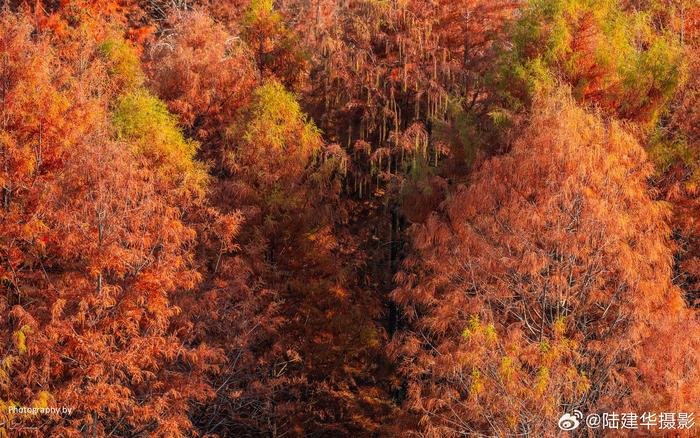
[1,0,699,437]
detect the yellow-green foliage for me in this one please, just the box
[101,34,207,197]
[113,89,208,196]
[648,129,700,185]
[99,38,144,91]
[457,313,589,417]
[1,356,13,394]
[244,0,279,25]
[625,34,686,121]
[243,80,322,155]
[469,368,483,397]
[495,0,686,124]
[12,325,31,354]
[228,80,323,226]
[31,391,51,410]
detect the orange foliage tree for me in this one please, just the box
[391,91,700,436]
[147,10,258,148]
[0,13,216,437]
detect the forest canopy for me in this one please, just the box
[1,0,699,437]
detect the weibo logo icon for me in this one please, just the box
[558,410,583,431]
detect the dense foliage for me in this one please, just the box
[1,0,698,437]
